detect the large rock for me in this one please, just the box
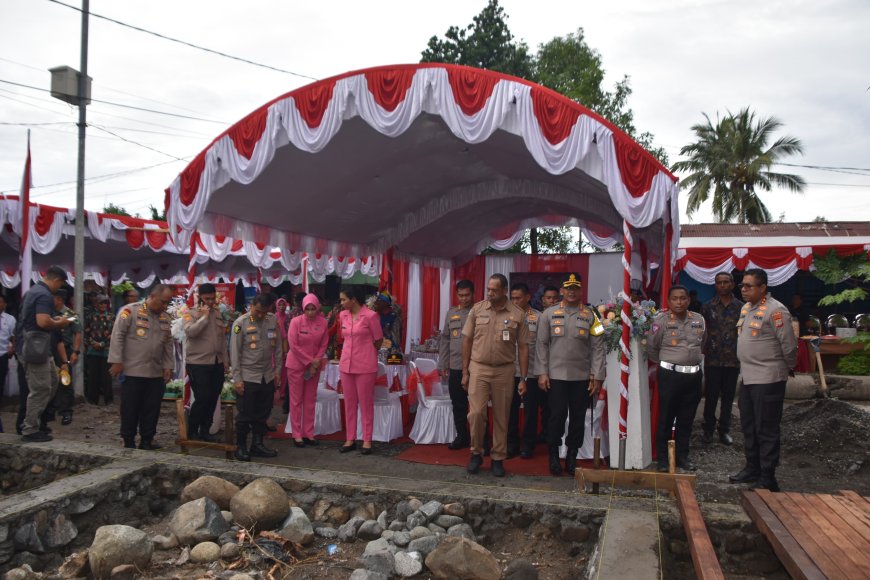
[316,527,338,539]
[349,570,388,580]
[279,507,315,545]
[89,525,153,580]
[44,514,78,549]
[4,564,39,580]
[392,531,411,547]
[419,501,443,521]
[505,557,539,580]
[181,476,240,510]
[363,538,396,556]
[435,515,464,529]
[409,526,432,540]
[394,551,423,577]
[58,551,89,578]
[358,547,395,576]
[311,499,331,522]
[443,503,466,517]
[190,541,221,563]
[230,478,290,530]
[425,536,501,580]
[447,523,476,541]
[170,497,229,545]
[338,516,366,542]
[407,534,442,557]
[405,511,427,530]
[152,533,179,550]
[357,520,384,541]
[221,542,241,560]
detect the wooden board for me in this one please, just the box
[674,480,724,580]
[742,490,870,580]
[175,398,237,460]
[575,468,696,493]
[741,491,826,580]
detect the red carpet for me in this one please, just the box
[395,443,609,477]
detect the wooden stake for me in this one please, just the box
[593,436,601,495]
[668,440,676,474]
[815,351,829,396]
[175,398,189,454]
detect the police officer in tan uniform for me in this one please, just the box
[108,284,175,450]
[439,279,474,450]
[183,283,228,442]
[230,293,283,461]
[648,285,706,472]
[507,282,543,459]
[536,274,604,476]
[462,274,529,477]
[729,268,797,492]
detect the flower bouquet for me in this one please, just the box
[597,297,658,356]
[221,370,236,401]
[164,378,184,399]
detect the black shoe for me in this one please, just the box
[235,433,250,461]
[266,424,277,432]
[519,446,534,460]
[21,431,52,442]
[467,453,483,474]
[198,432,219,443]
[719,433,733,445]
[751,476,780,492]
[565,448,578,475]
[61,414,72,426]
[139,439,163,451]
[123,438,136,449]
[729,466,760,484]
[39,425,52,434]
[339,443,357,453]
[448,436,470,450]
[657,462,669,473]
[491,460,505,478]
[701,432,714,444]
[548,445,562,476]
[360,446,373,455]
[293,439,306,448]
[677,460,696,472]
[303,438,319,446]
[250,435,278,458]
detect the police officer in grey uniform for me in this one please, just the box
[648,285,706,471]
[729,268,797,491]
[508,282,543,459]
[536,274,604,476]
[439,279,474,450]
[230,293,283,461]
[108,284,175,450]
[183,283,228,442]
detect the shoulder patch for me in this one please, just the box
[772,311,784,327]
[233,325,241,334]
[651,323,660,334]
[120,309,130,320]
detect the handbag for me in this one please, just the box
[17,290,52,364]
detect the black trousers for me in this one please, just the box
[508,376,541,451]
[447,369,469,439]
[703,366,739,435]
[187,362,224,435]
[85,355,113,404]
[739,381,786,475]
[547,379,590,448]
[120,376,165,441]
[656,367,703,464]
[48,366,75,415]
[236,379,275,437]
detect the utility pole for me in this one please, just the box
[73,0,89,397]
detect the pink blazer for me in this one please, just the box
[285,314,328,372]
[339,306,383,374]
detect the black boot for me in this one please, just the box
[250,434,278,458]
[138,438,163,450]
[565,448,578,475]
[198,426,219,443]
[447,432,470,450]
[234,432,251,462]
[123,437,136,449]
[729,464,760,484]
[548,445,562,476]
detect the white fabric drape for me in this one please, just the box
[485,255,516,283]
[405,261,422,353]
[439,267,452,328]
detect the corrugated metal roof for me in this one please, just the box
[681,222,870,238]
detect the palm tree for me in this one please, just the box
[673,107,806,224]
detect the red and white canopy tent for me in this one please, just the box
[0,196,380,290]
[165,63,681,448]
[676,222,870,285]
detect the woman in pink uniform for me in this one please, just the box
[338,287,383,454]
[285,294,328,448]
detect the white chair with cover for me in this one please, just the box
[357,362,403,442]
[408,361,456,444]
[412,357,444,396]
[313,364,342,436]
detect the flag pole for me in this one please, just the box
[72,0,90,398]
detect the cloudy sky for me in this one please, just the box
[1,0,868,225]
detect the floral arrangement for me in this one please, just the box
[597,297,658,355]
[166,296,241,344]
[164,379,184,398]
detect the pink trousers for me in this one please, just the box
[287,368,318,439]
[341,371,376,442]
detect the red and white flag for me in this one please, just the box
[19,131,33,294]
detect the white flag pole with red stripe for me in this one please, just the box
[19,131,33,294]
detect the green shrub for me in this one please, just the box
[836,351,870,376]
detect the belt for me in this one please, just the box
[660,361,701,374]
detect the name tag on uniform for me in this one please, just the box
[267,331,276,339]
[136,328,146,337]
[502,330,510,341]
[451,329,459,338]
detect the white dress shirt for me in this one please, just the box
[0,311,15,355]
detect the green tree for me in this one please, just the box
[673,108,806,224]
[102,203,132,217]
[148,204,166,221]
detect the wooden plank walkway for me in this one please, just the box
[741,489,870,580]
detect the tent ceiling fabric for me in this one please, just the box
[166,64,679,263]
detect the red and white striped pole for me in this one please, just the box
[619,220,633,470]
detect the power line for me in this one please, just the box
[0,78,228,124]
[805,181,870,188]
[87,123,188,161]
[0,159,185,194]
[45,0,318,81]
[0,121,73,126]
[777,162,870,172]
